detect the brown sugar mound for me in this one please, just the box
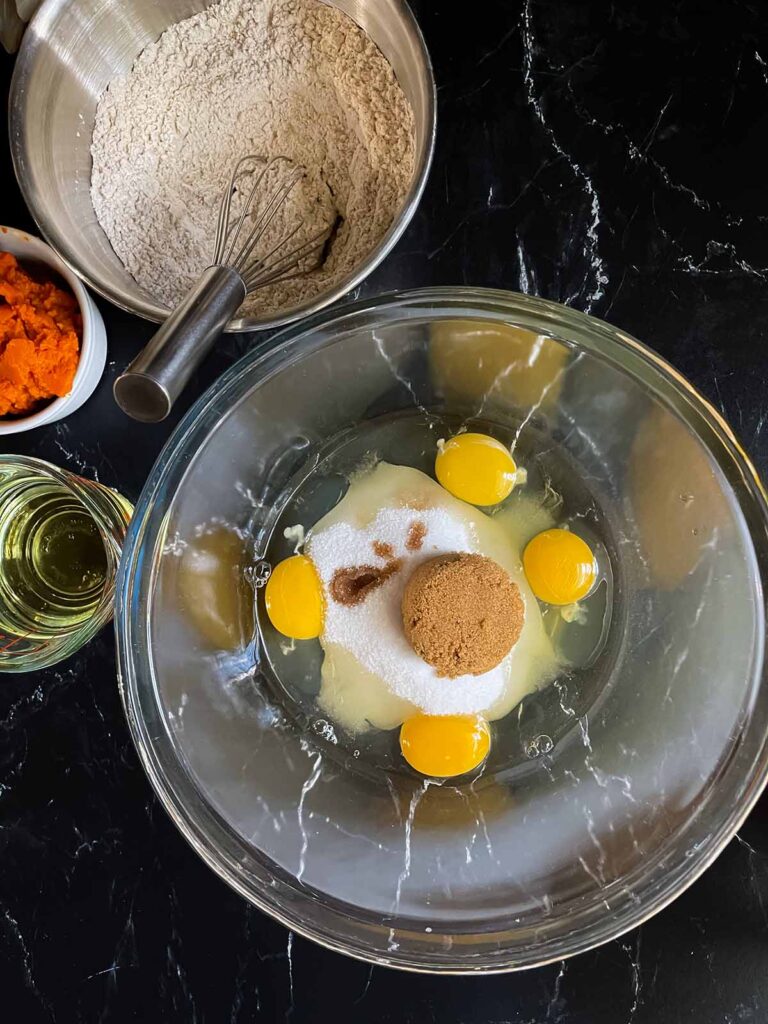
[401,553,524,677]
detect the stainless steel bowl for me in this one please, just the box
[9,0,435,332]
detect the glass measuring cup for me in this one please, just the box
[0,455,132,672]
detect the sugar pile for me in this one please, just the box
[307,506,512,716]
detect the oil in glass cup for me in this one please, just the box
[0,455,132,672]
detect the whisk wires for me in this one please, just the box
[212,155,330,291]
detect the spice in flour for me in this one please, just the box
[90,0,416,319]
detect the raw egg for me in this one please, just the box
[265,554,324,639]
[523,528,597,606]
[399,714,491,777]
[435,432,517,506]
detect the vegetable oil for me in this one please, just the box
[0,458,132,665]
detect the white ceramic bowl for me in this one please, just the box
[0,225,106,435]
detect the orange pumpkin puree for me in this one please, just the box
[0,251,81,417]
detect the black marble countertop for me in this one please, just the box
[3,0,768,1019]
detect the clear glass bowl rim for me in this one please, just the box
[115,286,768,973]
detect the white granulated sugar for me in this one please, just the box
[90,0,415,318]
[307,507,511,716]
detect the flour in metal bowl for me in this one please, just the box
[90,0,416,318]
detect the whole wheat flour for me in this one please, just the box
[90,0,416,318]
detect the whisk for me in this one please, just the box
[113,155,332,422]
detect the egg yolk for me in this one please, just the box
[523,529,597,606]
[400,714,491,777]
[435,432,517,506]
[265,554,324,639]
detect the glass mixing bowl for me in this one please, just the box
[116,287,768,972]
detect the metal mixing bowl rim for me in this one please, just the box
[116,286,768,972]
[8,0,436,333]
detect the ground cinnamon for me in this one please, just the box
[405,520,426,551]
[330,559,402,606]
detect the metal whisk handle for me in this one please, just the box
[113,265,246,423]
